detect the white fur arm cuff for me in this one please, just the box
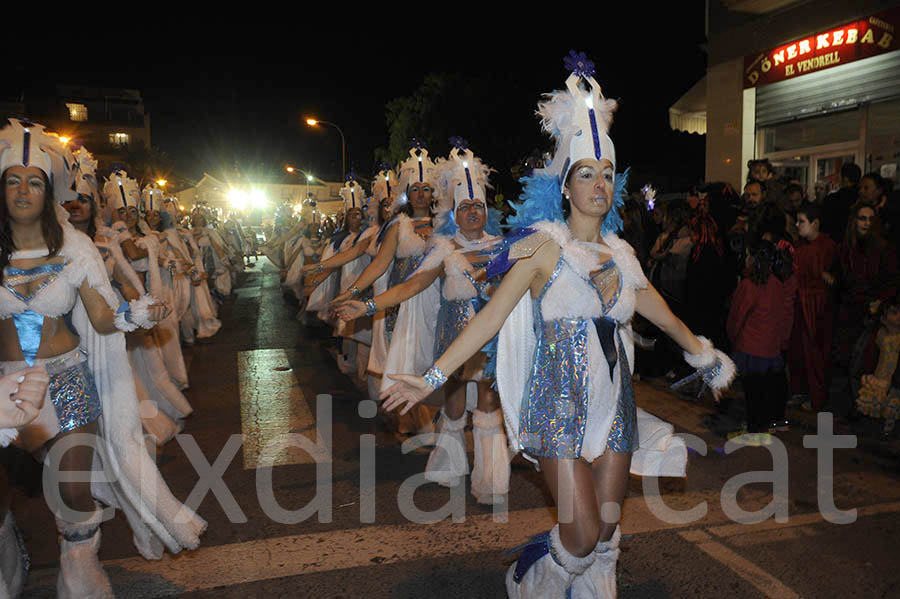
[114,294,158,332]
[683,336,736,391]
[0,428,18,448]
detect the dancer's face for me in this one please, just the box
[407,182,433,210]
[456,199,486,234]
[63,194,92,224]
[3,165,47,224]
[565,158,615,219]
[146,209,161,229]
[796,213,818,240]
[347,208,363,231]
[380,199,392,222]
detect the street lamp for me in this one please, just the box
[157,179,167,188]
[286,166,316,202]
[304,117,346,180]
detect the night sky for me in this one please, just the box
[12,8,708,194]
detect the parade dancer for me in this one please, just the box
[142,185,190,390]
[331,141,440,434]
[380,55,734,598]
[190,208,231,301]
[306,166,396,398]
[101,173,193,430]
[0,119,205,599]
[66,151,180,446]
[337,140,510,503]
[181,209,222,335]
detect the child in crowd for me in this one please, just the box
[726,239,795,440]
[789,201,838,412]
[855,298,900,437]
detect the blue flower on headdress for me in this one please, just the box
[410,138,427,150]
[449,136,469,151]
[345,171,357,182]
[377,162,391,173]
[564,50,595,79]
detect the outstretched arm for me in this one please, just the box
[331,225,399,304]
[381,242,556,414]
[304,234,373,273]
[335,264,442,321]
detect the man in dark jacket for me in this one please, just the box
[821,163,861,244]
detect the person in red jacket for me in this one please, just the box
[789,202,838,412]
[727,239,796,438]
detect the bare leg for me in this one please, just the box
[444,375,467,420]
[45,421,98,520]
[590,450,632,543]
[540,457,601,557]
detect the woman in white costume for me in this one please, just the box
[179,207,222,337]
[141,185,189,390]
[101,173,194,430]
[339,140,510,504]
[327,176,377,379]
[65,151,181,447]
[306,165,396,399]
[158,198,204,343]
[331,142,440,434]
[0,119,205,599]
[190,208,231,301]
[381,55,734,598]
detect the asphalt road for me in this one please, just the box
[11,258,900,598]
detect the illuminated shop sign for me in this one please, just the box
[744,7,899,88]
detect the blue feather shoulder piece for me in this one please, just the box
[506,172,564,230]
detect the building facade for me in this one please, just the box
[680,0,900,194]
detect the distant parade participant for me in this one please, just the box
[337,140,510,504]
[0,119,205,598]
[305,165,396,399]
[380,54,734,598]
[331,141,439,435]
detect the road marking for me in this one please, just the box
[678,529,801,599]
[707,500,900,538]
[238,349,330,469]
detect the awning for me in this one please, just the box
[669,75,707,135]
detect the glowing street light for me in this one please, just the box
[156,179,167,187]
[304,117,346,180]
[59,136,71,145]
[286,166,295,173]
[227,189,249,211]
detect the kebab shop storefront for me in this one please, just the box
[743,7,900,194]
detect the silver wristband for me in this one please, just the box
[314,263,325,274]
[423,366,448,390]
[364,298,378,316]
[349,285,361,298]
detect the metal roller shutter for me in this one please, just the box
[755,49,900,126]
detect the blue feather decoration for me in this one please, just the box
[506,172,564,229]
[485,207,503,236]
[602,167,629,236]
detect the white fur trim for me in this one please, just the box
[594,525,621,554]
[417,235,454,273]
[684,336,736,391]
[0,428,18,447]
[395,214,428,258]
[549,525,595,575]
[115,294,157,332]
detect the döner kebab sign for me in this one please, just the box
[744,7,899,88]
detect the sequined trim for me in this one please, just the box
[48,360,102,433]
[434,298,473,358]
[3,261,67,303]
[385,254,424,338]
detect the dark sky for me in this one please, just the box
[13,8,708,192]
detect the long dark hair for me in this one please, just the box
[0,169,65,283]
[746,238,793,285]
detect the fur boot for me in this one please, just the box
[471,409,510,504]
[569,525,621,598]
[424,409,468,487]
[56,509,114,599]
[506,525,594,599]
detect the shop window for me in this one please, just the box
[66,103,87,121]
[866,98,900,180]
[109,132,130,147]
[761,109,860,153]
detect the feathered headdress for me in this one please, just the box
[142,183,163,212]
[339,172,365,212]
[73,146,100,203]
[102,170,140,211]
[433,138,501,236]
[539,50,617,185]
[0,118,78,205]
[395,138,437,209]
[507,52,627,236]
[372,162,398,207]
